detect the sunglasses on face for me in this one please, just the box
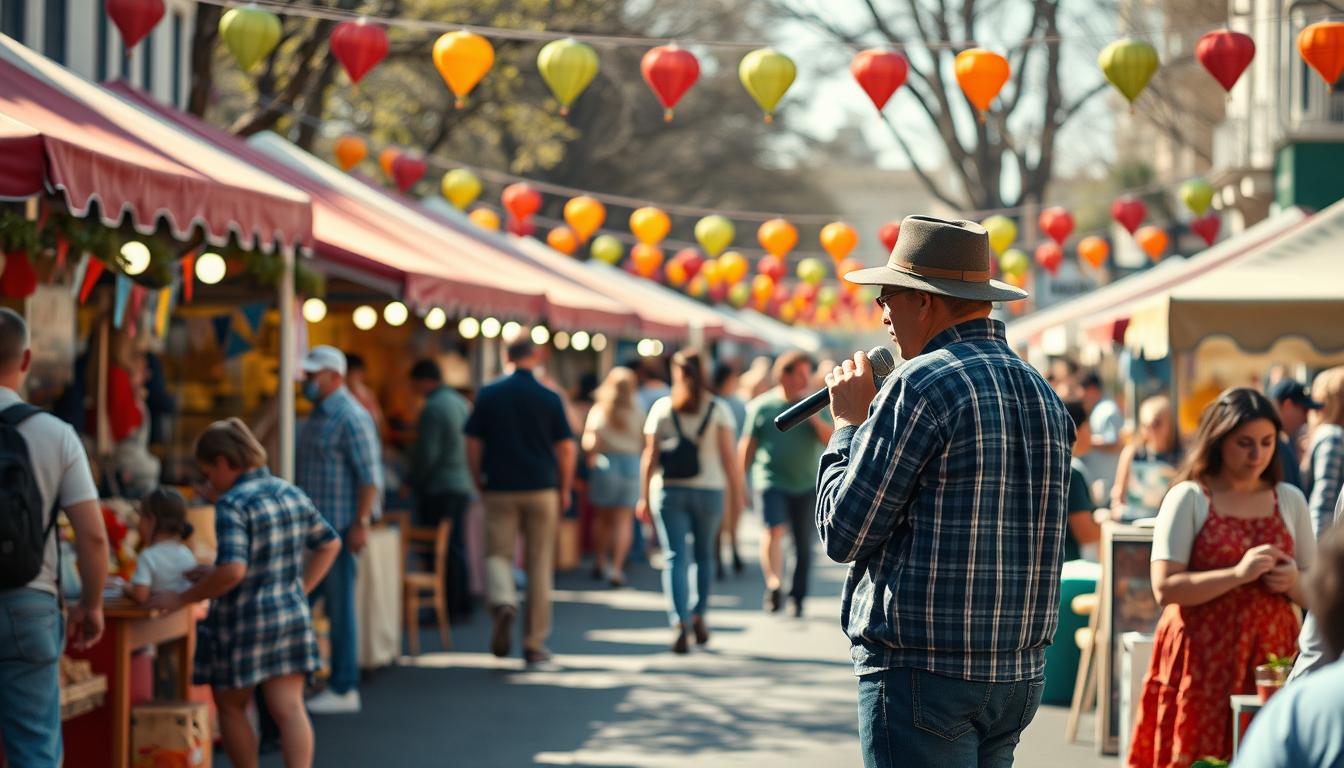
[874,288,911,308]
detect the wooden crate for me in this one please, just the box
[61,675,108,721]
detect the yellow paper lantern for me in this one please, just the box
[537,38,600,116]
[629,207,671,245]
[219,5,283,72]
[717,251,749,285]
[694,215,735,257]
[441,168,482,209]
[980,215,1017,257]
[468,207,501,231]
[739,48,796,123]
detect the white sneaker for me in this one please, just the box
[306,689,361,715]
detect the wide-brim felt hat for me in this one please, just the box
[845,215,1029,302]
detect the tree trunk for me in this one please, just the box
[186,4,221,117]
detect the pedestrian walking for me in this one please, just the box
[0,308,107,768]
[639,349,741,654]
[1127,388,1312,768]
[296,346,383,714]
[1305,367,1344,540]
[740,351,831,616]
[712,360,748,578]
[465,339,576,669]
[404,359,475,619]
[1268,378,1318,493]
[582,367,643,587]
[817,216,1073,768]
[152,418,341,768]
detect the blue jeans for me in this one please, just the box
[311,543,358,694]
[652,486,723,627]
[0,589,64,767]
[858,667,1043,768]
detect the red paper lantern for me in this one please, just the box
[506,215,536,238]
[330,19,389,85]
[1037,207,1074,245]
[673,248,705,281]
[757,254,786,282]
[641,45,700,122]
[1110,196,1147,234]
[1196,30,1255,93]
[0,251,37,298]
[107,0,165,51]
[1190,213,1220,246]
[851,50,908,111]
[391,155,427,193]
[878,220,901,253]
[502,183,543,221]
[1034,242,1063,275]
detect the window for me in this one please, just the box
[96,8,108,80]
[1,1,25,41]
[141,26,153,90]
[43,0,66,63]
[171,13,182,107]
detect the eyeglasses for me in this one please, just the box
[874,288,911,308]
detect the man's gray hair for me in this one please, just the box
[0,308,28,372]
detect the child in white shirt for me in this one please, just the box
[126,489,199,603]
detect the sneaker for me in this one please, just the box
[491,606,516,658]
[306,689,361,715]
[671,627,690,655]
[691,615,709,646]
[524,649,560,671]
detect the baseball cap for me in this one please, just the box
[1269,379,1322,410]
[302,345,347,376]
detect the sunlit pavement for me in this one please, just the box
[226,520,1113,767]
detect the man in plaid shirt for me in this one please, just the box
[296,346,383,715]
[820,217,1073,768]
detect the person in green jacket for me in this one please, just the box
[740,351,833,617]
[405,359,475,618]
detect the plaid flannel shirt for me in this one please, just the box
[816,319,1074,682]
[296,386,383,532]
[1307,424,1344,539]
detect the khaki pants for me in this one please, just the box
[483,490,560,653]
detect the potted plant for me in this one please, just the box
[1191,759,1229,768]
[1254,653,1295,702]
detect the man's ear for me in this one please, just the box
[19,348,30,374]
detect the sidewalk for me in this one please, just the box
[224,521,1114,766]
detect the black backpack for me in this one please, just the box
[0,403,54,589]
[659,400,717,480]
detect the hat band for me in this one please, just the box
[893,257,991,283]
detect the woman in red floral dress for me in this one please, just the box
[1128,388,1316,768]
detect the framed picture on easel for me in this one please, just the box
[1097,523,1162,755]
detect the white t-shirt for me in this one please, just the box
[0,387,100,595]
[1151,481,1315,572]
[130,541,198,594]
[644,396,736,490]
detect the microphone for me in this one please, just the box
[773,347,897,432]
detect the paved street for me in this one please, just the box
[231,524,1115,767]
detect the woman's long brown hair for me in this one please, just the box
[1174,387,1283,487]
[670,349,707,414]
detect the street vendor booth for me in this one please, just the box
[0,34,314,768]
[1120,196,1344,434]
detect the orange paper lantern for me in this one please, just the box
[563,196,606,242]
[333,135,367,171]
[1077,236,1109,269]
[717,251,750,285]
[378,148,401,178]
[757,218,798,257]
[1298,21,1344,89]
[629,207,671,245]
[631,243,665,277]
[546,227,579,255]
[1135,226,1168,261]
[954,48,1010,117]
[820,221,858,262]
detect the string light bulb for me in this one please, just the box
[481,317,502,338]
[458,316,480,339]
[195,252,227,285]
[120,241,151,276]
[352,305,378,330]
[302,298,327,323]
[424,308,446,330]
[531,325,551,345]
[383,301,409,327]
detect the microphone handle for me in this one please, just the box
[773,387,831,432]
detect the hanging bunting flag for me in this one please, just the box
[155,285,175,338]
[113,275,133,328]
[211,314,232,349]
[181,250,196,303]
[239,302,267,336]
[223,330,254,359]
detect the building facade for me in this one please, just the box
[1211,0,1344,231]
[0,0,196,108]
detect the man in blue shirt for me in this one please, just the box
[1236,504,1344,767]
[1269,378,1320,493]
[296,346,382,714]
[465,339,576,669]
[820,216,1073,768]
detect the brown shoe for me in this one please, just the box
[672,625,690,655]
[490,606,516,658]
[691,615,709,645]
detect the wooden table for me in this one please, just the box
[62,598,196,768]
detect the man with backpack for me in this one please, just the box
[0,307,107,767]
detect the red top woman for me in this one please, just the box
[1128,387,1316,767]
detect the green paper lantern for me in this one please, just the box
[1099,38,1160,104]
[537,38,599,116]
[219,4,282,72]
[739,48,796,123]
